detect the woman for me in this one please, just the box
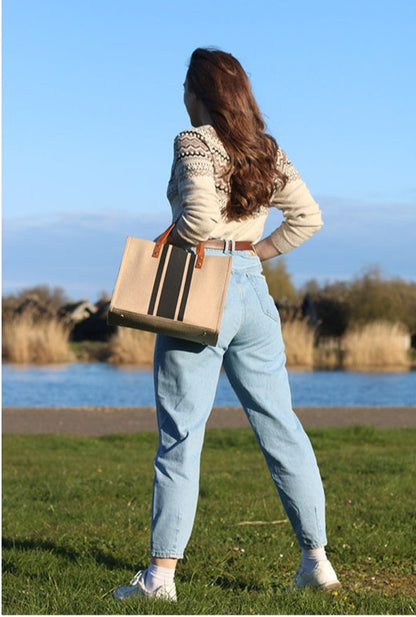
[114,48,340,602]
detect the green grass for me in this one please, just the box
[3,426,416,614]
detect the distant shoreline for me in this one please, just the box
[3,406,416,435]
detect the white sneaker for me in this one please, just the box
[292,560,341,590]
[113,570,177,602]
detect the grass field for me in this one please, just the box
[2,426,415,614]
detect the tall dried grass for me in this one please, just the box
[342,321,410,371]
[314,336,343,370]
[2,313,72,364]
[281,318,315,368]
[107,327,156,365]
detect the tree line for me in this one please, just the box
[3,263,416,344]
[262,261,416,341]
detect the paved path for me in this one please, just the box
[2,406,415,435]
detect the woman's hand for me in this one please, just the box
[253,236,282,261]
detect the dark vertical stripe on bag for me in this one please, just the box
[148,244,169,315]
[177,253,196,321]
[156,247,188,319]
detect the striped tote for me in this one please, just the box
[108,225,232,346]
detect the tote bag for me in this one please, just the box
[107,224,232,345]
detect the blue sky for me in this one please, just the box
[3,0,416,300]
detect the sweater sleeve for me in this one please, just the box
[169,131,222,246]
[269,152,323,254]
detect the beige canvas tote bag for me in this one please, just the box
[108,224,232,345]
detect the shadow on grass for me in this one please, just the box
[2,536,135,572]
[211,575,262,593]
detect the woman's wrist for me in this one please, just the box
[253,236,281,261]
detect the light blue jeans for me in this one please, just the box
[151,247,327,558]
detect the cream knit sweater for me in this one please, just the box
[167,125,323,254]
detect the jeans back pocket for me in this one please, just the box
[246,272,280,322]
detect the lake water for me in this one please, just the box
[3,363,416,407]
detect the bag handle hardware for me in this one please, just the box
[152,224,205,269]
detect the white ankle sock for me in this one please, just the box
[144,563,176,592]
[301,547,328,572]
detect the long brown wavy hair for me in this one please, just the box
[186,48,287,221]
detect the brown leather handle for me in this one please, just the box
[152,223,176,258]
[152,223,205,268]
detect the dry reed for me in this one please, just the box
[342,321,410,371]
[281,318,315,368]
[314,336,343,369]
[107,327,156,365]
[2,313,72,364]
